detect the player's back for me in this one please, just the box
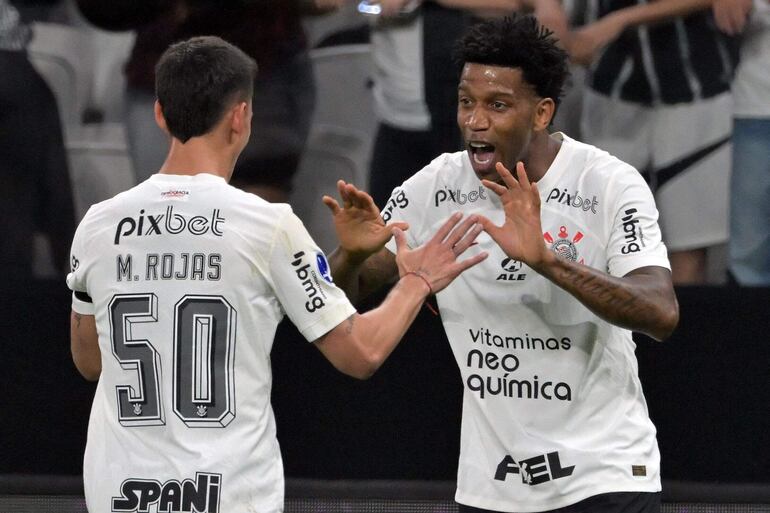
[69,173,294,513]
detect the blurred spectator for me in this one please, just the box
[567,0,738,284]
[0,0,76,285]
[714,0,770,286]
[364,2,468,208]
[77,0,334,203]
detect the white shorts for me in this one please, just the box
[581,90,732,251]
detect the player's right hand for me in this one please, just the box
[323,180,409,262]
[393,212,487,294]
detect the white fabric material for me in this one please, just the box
[370,15,431,130]
[581,90,732,250]
[67,173,355,513]
[0,0,30,50]
[384,135,669,512]
[733,0,770,118]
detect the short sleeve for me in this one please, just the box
[268,211,356,342]
[606,171,671,277]
[66,218,94,315]
[382,182,422,255]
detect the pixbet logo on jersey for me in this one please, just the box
[111,472,221,512]
[546,187,599,214]
[292,251,329,313]
[494,451,575,486]
[434,185,487,207]
[114,206,225,244]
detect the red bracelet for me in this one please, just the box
[403,271,439,316]
[403,271,432,295]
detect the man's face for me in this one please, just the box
[457,63,540,183]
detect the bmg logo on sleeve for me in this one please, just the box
[620,208,644,254]
[292,251,329,312]
[381,189,409,223]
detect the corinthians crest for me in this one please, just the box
[544,225,584,264]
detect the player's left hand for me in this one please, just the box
[477,162,552,271]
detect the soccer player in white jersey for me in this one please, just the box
[66,36,487,513]
[324,15,680,513]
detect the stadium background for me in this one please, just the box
[3,1,770,511]
[2,283,770,511]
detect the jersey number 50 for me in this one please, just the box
[108,293,236,428]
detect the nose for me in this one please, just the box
[464,105,489,131]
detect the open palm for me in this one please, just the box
[477,162,550,270]
[323,180,408,260]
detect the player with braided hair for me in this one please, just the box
[325,14,679,512]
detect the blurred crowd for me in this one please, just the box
[1,0,768,287]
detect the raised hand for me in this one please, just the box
[712,0,752,35]
[566,11,627,66]
[477,162,552,271]
[323,180,408,261]
[393,212,488,294]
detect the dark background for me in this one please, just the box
[3,282,769,483]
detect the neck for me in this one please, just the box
[521,131,563,183]
[158,137,236,181]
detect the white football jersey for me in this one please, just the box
[384,134,670,512]
[67,173,355,513]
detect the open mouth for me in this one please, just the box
[468,141,496,167]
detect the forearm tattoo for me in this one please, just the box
[556,265,650,324]
[344,314,356,335]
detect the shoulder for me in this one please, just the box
[564,135,644,188]
[400,151,469,190]
[217,186,297,246]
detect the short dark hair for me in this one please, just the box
[155,36,257,142]
[454,15,570,107]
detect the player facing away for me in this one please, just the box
[66,36,487,513]
[324,15,680,513]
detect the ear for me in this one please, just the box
[230,101,249,136]
[533,97,556,132]
[154,100,169,134]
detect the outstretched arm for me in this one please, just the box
[478,162,679,341]
[568,0,714,65]
[315,212,488,378]
[712,0,754,35]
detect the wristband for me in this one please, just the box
[403,271,432,296]
[402,271,439,316]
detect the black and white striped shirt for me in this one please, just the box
[0,0,30,51]
[587,0,739,105]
